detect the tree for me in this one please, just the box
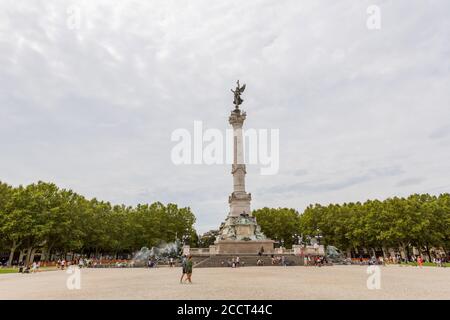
[253,207,300,248]
[298,193,450,259]
[0,180,198,263]
[198,230,219,248]
[0,181,18,266]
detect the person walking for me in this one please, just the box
[185,256,193,283]
[180,255,187,283]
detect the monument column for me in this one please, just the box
[230,110,246,193]
[213,81,273,255]
[228,84,252,217]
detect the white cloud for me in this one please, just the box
[0,0,449,232]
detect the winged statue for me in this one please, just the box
[231,80,246,108]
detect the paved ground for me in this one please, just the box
[0,265,449,299]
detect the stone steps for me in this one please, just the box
[193,255,305,268]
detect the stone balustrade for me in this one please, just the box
[184,244,325,256]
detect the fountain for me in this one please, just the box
[132,241,181,267]
[325,246,347,264]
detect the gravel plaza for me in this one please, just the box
[1,265,449,300]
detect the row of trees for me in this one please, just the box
[252,194,450,259]
[300,194,450,258]
[0,181,197,266]
[1,178,449,263]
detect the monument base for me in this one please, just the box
[214,240,275,255]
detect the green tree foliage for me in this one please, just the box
[253,207,301,248]
[198,230,219,248]
[0,181,196,264]
[299,194,450,258]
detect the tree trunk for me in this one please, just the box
[7,240,19,266]
[382,247,388,258]
[7,247,15,267]
[399,243,407,259]
[25,247,33,266]
[42,243,54,261]
[18,249,26,264]
[425,244,432,262]
[405,245,411,260]
[47,245,53,261]
[371,248,376,257]
[40,247,47,262]
[29,248,38,264]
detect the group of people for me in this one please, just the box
[55,258,88,269]
[355,254,447,267]
[147,259,157,268]
[147,257,177,268]
[302,255,327,266]
[17,260,41,273]
[432,257,446,267]
[221,256,242,268]
[408,255,447,267]
[373,255,407,265]
[271,255,287,266]
[14,258,86,273]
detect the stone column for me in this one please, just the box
[228,109,251,217]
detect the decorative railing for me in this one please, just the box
[188,248,211,255]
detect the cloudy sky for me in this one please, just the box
[1,0,449,232]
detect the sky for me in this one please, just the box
[0,0,449,233]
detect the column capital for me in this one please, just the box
[229,109,246,127]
